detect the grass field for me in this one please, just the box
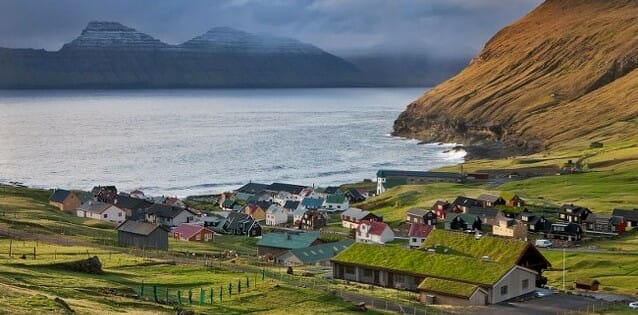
[541,249,638,296]
[0,238,384,315]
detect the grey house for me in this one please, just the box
[117,220,169,250]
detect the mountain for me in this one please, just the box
[61,21,170,50]
[393,0,638,158]
[178,27,323,55]
[0,22,361,88]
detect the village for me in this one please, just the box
[43,167,638,310]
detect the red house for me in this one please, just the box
[173,224,214,242]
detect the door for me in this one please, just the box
[374,270,380,285]
[387,273,394,288]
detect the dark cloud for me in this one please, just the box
[0,0,542,58]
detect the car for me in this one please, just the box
[629,301,638,309]
[535,239,553,248]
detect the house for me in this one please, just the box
[244,201,270,220]
[557,204,591,224]
[406,208,437,226]
[257,231,321,257]
[612,209,638,228]
[91,185,118,203]
[275,239,354,266]
[574,279,600,291]
[517,211,551,233]
[501,193,525,207]
[221,198,236,210]
[48,189,81,212]
[299,210,327,230]
[163,197,185,208]
[332,230,551,305]
[213,212,262,236]
[293,208,307,225]
[301,197,324,210]
[265,204,288,226]
[376,170,464,194]
[341,208,383,229]
[283,200,301,217]
[492,216,527,240]
[236,182,269,194]
[467,207,500,226]
[356,220,394,244]
[112,195,153,219]
[144,204,196,227]
[408,223,435,248]
[583,214,626,235]
[344,189,367,203]
[267,183,307,201]
[172,223,214,242]
[547,222,583,241]
[323,194,349,212]
[445,213,482,231]
[76,201,126,223]
[430,201,454,219]
[452,196,482,213]
[476,194,505,208]
[117,220,169,250]
[129,189,145,199]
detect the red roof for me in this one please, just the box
[358,220,390,236]
[408,223,434,238]
[173,224,212,240]
[164,197,180,206]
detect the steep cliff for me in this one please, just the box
[393,0,638,157]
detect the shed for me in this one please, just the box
[574,278,600,291]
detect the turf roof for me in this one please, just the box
[418,277,480,298]
[421,230,529,265]
[332,243,513,285]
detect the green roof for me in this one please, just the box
[418,278,480,298]
[332,243,512,285]
[257,231,320,250]
[500,192,519,201]
[285,239,354,264]
[326,194,346,204]
[384,178,407,189]
[421,230,528,266]
[443,213,480,223]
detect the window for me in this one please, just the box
[103,213,108,218]
[500,285,508,295]
[363,269,373,277]
[522,279,529,290]
[118,212,122,217]
[412,238,418,243]
[195,234,201,240]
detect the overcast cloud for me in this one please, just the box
[0,0,542,58]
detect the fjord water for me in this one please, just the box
[0,88,464,197]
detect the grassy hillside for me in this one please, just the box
[394,0,638,155]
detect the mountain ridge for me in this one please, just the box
[393,0,638,157]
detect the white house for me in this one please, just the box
[283,200,302,217]
[265,204,288,226]
[408,223,435,248]
[323,194,349,212]
[76,201,126,223]
[145,204,196,227]
[356,220,394,244]
[293,208,308,225]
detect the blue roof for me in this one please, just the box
[302,197,324,209]
[282,239,355,264]
[257,231,320,249]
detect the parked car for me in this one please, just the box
[535,239,553,248]
[629,301,638,309]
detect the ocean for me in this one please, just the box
[0,88,465,197]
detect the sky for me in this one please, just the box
[0,0,542,58]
